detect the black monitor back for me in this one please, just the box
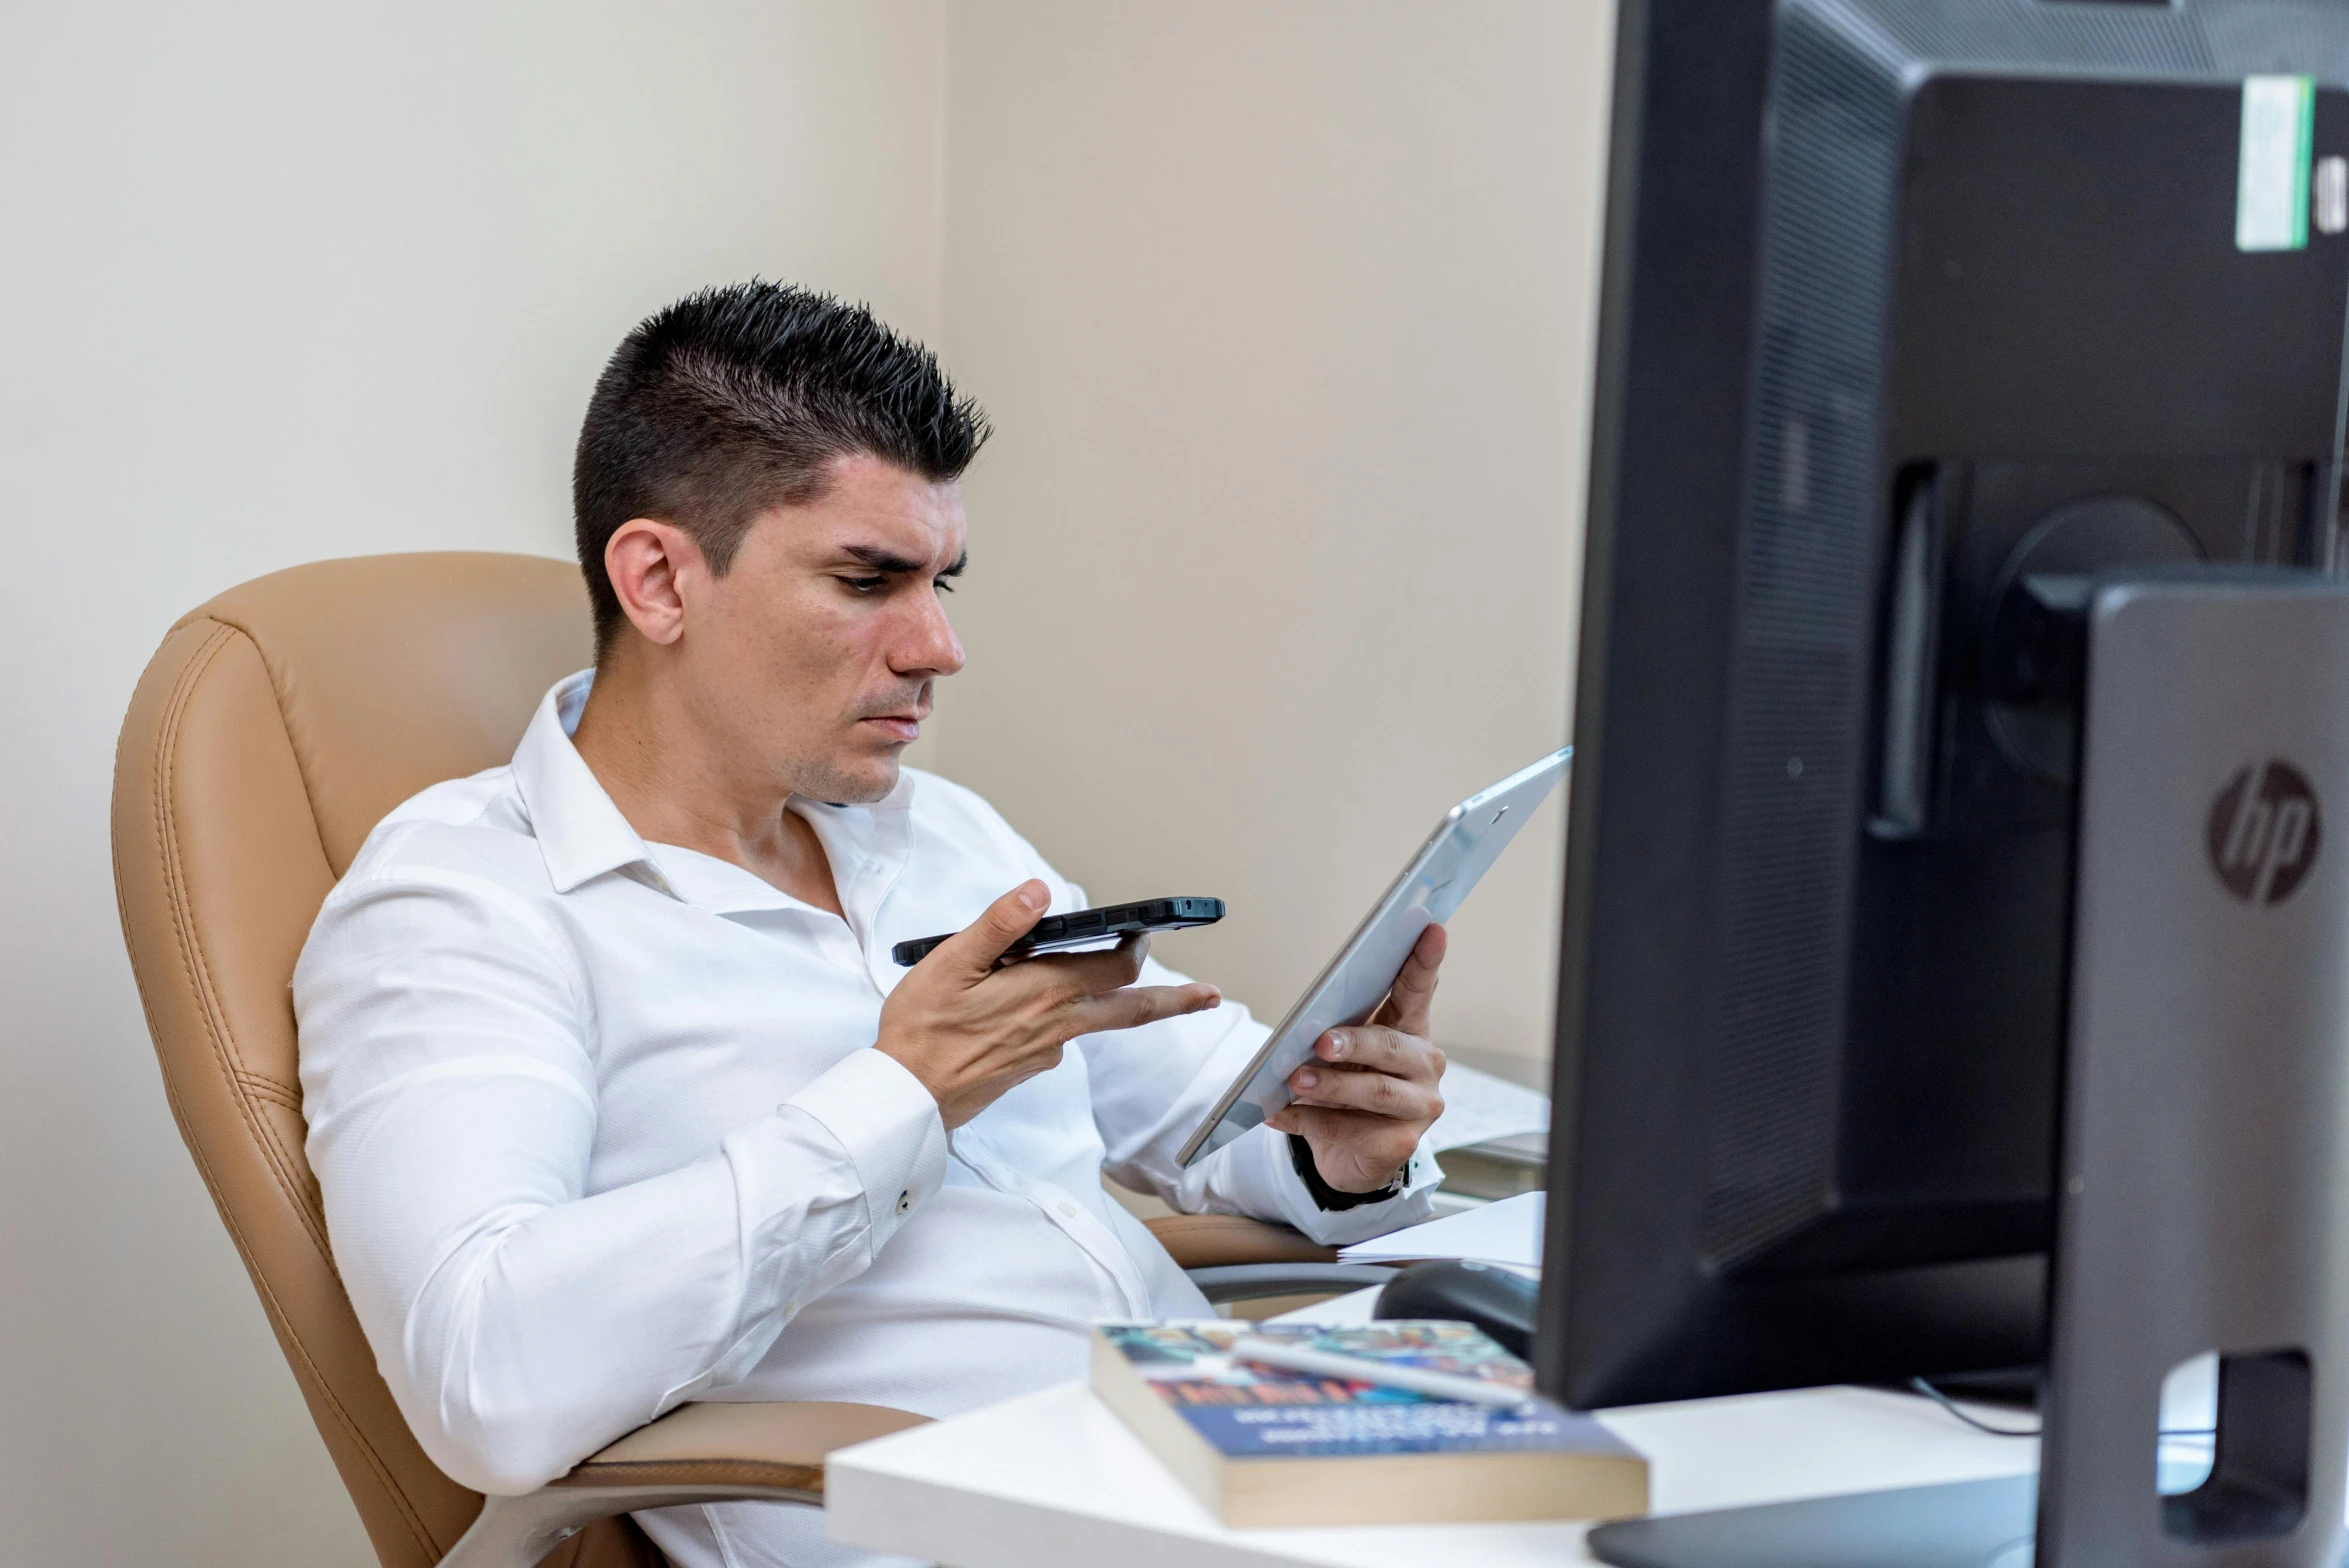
[1541,0,2349,1411]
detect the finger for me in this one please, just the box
[1021,933,1150,999]
[1266,1104,1422,1170]
[930,881,1050,978]
[1268,1102,1367,1139]
[1286,1062,1444,1123]
[1312,1024,1446,1083]
[1370,923,1446,1035]
[1064,981,1222,1038]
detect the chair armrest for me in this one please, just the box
[1146,1212,1338,1268]
[554,1399,928,1494]
[1184,1262,1396,1309]
[437,1402,928,1568]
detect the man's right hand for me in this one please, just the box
[876,880,1223,1129]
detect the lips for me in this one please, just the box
[859,686,930,744]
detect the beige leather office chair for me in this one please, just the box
[111,552,1356,1568]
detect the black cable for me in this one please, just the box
[1905,1377,2218,1441]
[1908,1376,2041,1437]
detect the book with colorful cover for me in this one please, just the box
[1089,1319,1648,1528]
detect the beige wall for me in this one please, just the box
[933,1,1614,1075]
[0,4,943,1563]
[0,2,1610,1561]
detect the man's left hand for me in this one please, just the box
[1265,924,1447,1193]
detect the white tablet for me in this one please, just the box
[1175,746,1571,1168]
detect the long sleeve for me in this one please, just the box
[295,862,948,1495]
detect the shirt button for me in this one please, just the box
[896,1191,912,1215]
[1057,1201,1079,1219]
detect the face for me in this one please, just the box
[647,453,968,805]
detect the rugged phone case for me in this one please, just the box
[890,896,1225,966]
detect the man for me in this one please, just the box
[296,282,1447,1568]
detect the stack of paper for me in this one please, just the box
[1338,1190,1545,1268]
[1425,1062,1549,1152]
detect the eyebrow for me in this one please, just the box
[843,545,967,577]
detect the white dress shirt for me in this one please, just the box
[295,672,1437,1568]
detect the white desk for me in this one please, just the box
[824,1288,2038,1568]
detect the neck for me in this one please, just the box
[568,645,843,914]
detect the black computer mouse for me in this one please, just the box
[1372,1258,1540,1359]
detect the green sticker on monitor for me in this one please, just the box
[2238,75,2314,252]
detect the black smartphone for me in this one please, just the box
[890,896,1226,967]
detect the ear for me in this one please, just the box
[603,520,704,647]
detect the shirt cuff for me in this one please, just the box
[782,1047,950,1259]
[1289,1133,1408,1210]
[1202,1123,1445,1247]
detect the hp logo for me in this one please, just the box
[2207,761,2323,906]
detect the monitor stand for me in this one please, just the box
[1592,572,2349,1568]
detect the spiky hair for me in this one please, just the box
[572,281,989,649]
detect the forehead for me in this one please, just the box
[755,452,965,562]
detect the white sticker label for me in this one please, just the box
[2318,155,2347,234]
[2238,75,2314,252]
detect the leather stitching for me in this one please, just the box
[157,631,338,1264]
[236,1066,322,1208]
[144,619,454,1562]
[554,1458,824,1498]
[149,621,454,1561]
[238,1071,304,1111]
[197,607,347,879]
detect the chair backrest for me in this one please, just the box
[110,553,636,1567]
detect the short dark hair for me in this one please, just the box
[572,281,989,649]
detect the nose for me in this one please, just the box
[893,584,966,679]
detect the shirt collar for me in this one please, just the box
[508,670,923,903]
[510,671,659,894]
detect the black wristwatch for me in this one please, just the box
[1288,1133,1409,1211]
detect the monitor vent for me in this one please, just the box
[1699,7,1904,1269]
[2203,5,2349,83]
[1823,0,2214,74]
[1698,0,2264,1273]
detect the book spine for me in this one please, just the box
[1086,1331,1227,1518]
